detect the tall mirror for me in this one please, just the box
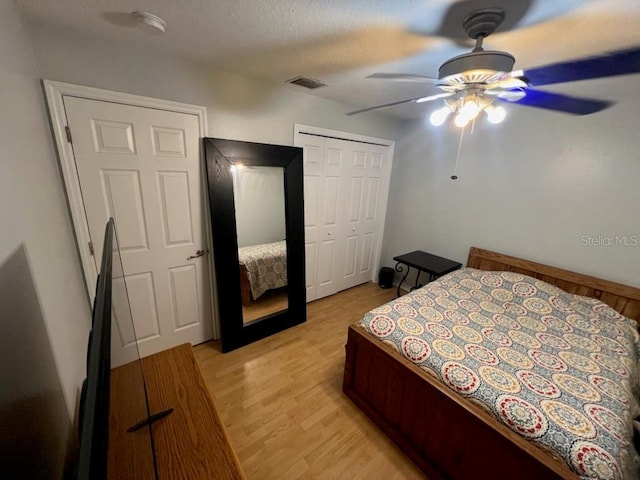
[203,137,306,352]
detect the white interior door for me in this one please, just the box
[64,96,212,366]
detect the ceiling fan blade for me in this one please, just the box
[498,88,613,115]
[367,73,440,83]
[490,89,526,101]
[515,46,640,87]
[415,92,455,103]
[485,77,528,90]
[346,93,451,116]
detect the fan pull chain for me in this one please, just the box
[451,125,465,180]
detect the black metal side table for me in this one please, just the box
[393,250,462,298]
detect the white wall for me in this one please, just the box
[0,0,91,417]
[28,22,405,146]
[381,76,640,288]
[233,167,286,248]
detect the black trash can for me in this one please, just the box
[378,267,394,289]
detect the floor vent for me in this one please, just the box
[286,76,326,89]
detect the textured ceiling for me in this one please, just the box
[16,0,640,119]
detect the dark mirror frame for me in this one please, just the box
[203,137,306,352]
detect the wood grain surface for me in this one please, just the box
[109,344,244,479]
[108,361,155,479]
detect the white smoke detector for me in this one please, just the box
[133,11,166,34]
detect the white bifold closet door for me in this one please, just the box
[296,128,392,302]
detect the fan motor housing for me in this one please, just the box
[439,50,515,81]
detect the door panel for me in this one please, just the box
[365,177,381,221]
[360,232,375,274]
[112,276,138,346]
[304,176,320,228]
[339,143,387,290]
[91,119,136,154]
[64,96,212,366]
[369,151,384,170]
[303,175,320,300]
[151,126,187,157]
[353,151,366,168]
[317,240,336,286]
[169,264,201,330]
[347,177,364,222]
[101,170,149,250]
[304,241,317,298]
[124,271,161,341]
[326,147,343,166]
[157,171,194,246]
[315,138,347,299]
[322,176,341,226]
[344,234,358,278]
[300,135,324,301]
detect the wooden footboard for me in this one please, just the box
[343,325,577,480]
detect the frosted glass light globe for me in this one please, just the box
[429,107,450,126]
[460,99,480,120]
[454,113,470,128]
[487,105,506,124]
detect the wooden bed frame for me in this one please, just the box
[343,247,640,480]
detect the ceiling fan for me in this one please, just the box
[346,8,640,126]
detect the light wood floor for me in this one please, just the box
[194,283,425,479]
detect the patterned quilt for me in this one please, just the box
[359,268,640,479]
[238,240,287,300]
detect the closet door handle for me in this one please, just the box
[187,249,207,260]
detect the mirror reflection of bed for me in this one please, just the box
[232,165,289,325]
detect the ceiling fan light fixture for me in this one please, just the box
[355,5,630,120]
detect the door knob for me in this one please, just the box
[187,249,207,260]
[352,227,356,232]
[328,232,332,236]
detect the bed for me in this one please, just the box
[343,247,640,480]
[238,240,287,306]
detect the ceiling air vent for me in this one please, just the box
[286,76,326,89]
